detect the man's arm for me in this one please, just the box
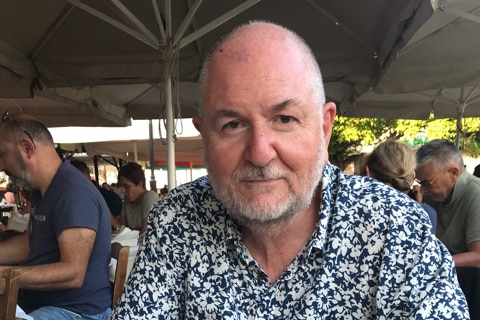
[119,216,128,228]
[453,240,480,266]
[2,227,96,290]
[0,230,29,264]
[110,212,121,230]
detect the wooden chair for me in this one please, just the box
[111,242,130,308]
[0,268,21,320]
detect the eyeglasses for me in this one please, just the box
[1,111,35,147]
[414,172,442,189]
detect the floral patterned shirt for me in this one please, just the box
[111,164,469,319]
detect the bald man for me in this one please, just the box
[112,21,468,318]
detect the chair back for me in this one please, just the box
[111,242,130,307]
[0,268,21,320]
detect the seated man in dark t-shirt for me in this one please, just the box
[0,113,112,319]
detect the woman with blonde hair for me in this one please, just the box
[365,140,437,232]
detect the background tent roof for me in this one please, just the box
[0,0,434,127]
[343,0,480,120]
[50,118,204,163]
[69,135,204,163]
[349,86,480,119]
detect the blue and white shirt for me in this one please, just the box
[112,163,468,319]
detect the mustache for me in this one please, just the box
[236,164,288,181]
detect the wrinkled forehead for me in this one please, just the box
[206,44,308,99]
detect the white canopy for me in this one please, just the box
[344,0,480,120]
[0,0,434,127]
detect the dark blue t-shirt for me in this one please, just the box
[422,202,438,233]
[22,161,112,314]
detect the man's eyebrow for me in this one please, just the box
[212,99,300,118]
[213,109,243,118]
[270,99,300,113]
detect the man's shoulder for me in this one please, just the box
[151,176,225,225]
[324,164,418,218]
[325,164,400,198]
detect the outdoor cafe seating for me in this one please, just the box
[111,242,130,307]
[109,227,139,306]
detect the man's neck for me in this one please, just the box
[36,154,63,196]
[241,193,320,283]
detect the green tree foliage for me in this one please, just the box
[328,117,394,169]
[329,114,480,170]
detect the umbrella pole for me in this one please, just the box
[164,0,175,192]
[147,123,157,192]
[166,75,176,190]
[455,103,466,147]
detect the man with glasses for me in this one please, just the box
[416,139,480,266]
[0,112,112,319]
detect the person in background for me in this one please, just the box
[363,140,437,233]
[473,163,480,178]
[70,159,123,231]
[117,162,159,235]
[0,186,31,241]
[416,139,480,266]
[3,182,15,204]
[6,188,31,232]
[112,21,468,318]
[353,153,369,176]
[160,184,169,197]
[0,112,112,319]
[110,182,124,200]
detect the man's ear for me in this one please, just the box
[20,138,35,157]
[192,116,203,134]
[449,166,461,180]
[322,102,337,145]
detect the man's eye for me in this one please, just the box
[277,116,294,124]
[223,121,241,130]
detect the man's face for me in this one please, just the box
[415,161,455,202]
[194,36,334,230]
[118,176,144,203]
[0,127,32,189]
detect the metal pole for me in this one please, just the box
[149,119,157,192]
[165,0,176,191]
[166,75,176,190]
[93,155,99,185]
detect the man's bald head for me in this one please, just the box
[198,21,325,116]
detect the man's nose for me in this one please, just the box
[244,127,276,167]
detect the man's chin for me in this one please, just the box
[230,209,295,232]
